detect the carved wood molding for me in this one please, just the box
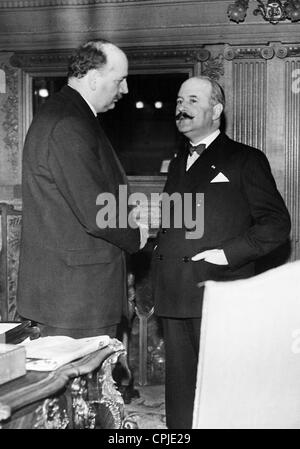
[0,62,19,180]
[33,398,69,429]
[225,44,300,61]
[0,0,145,7]
[202,54,224,80]
[275,45,300,59]
[10,45,211,72]
[224,45,275,61]
[98,341,127,429]
[231,59,267,152]
[9,44,224,91]
[284,59,300,260]
[71,376,97,429]
[126,46,210,63]
[10,50,71,72]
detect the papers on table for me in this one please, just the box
[18,335,110,371]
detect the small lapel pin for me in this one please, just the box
[211,165,216,169]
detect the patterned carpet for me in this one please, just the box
[124,384,167,429]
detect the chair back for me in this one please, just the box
[193,261,300,429]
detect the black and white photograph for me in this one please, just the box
[0,0,299,435]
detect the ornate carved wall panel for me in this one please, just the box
[223,45,274,152]
[284,59,300,261]
[0,204,22,321]
[1,1,300,51]
[224,43,300,261]
[0,54,21,202]
[232,59,267,152]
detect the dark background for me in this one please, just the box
[33,73,188,175]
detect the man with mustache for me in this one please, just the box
[153,76,291,428]
[18,39,148,338]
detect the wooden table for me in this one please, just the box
[0,338,137,429]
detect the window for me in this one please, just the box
[32,72,188,175]
[100,73,188,175]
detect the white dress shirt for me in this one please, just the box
[186,129,220,171]
[83,97,97,117]
[67,84,98,117]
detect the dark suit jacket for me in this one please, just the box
[17,86,140,329]
[153,133,291,318]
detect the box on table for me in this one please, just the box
[0,344,26,386]
[0,321,33,345]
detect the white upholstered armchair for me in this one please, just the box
[193,260,300,429]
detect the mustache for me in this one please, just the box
[175,111,194,120]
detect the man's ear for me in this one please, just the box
[88,69,99,91]
[212,103,223,121]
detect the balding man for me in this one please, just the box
[153,76,291,428]
[18,39,148,338]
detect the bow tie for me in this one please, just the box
[188,143,206,156]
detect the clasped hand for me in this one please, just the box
[131,206,149,249]
[139,223,150,250]
[191,249,229,265]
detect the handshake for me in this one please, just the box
[138,223,150,250]
[131,204,150,250]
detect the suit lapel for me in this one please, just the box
[96,123,129,186]
[61,86,128,187]
[61,86,99,130]
[164,148,188,194]
[183,133,230,192]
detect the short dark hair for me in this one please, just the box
[196,76,225,108]
[67,39,111,79]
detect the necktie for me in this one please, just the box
[188,143,206,156]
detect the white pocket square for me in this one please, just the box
[210,172,230,183]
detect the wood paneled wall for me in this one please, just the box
[223,44,300,261]
[285,59,300,260]
[0,1,299,260]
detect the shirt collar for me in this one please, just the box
[81,96,97,117]
[190,129,220,149]
[67,84,97,117]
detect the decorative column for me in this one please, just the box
[223,45,274,152]
[276,45,300,260]
[223,43,300,262]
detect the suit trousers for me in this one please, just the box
[162,316,201,429]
